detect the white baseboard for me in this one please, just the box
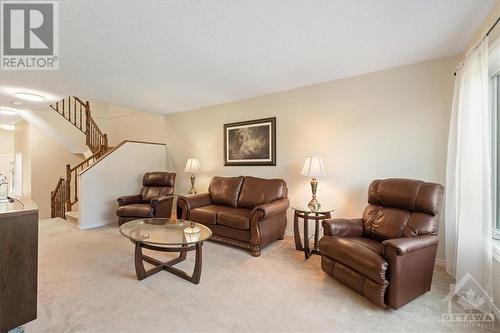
[435,258,446,269]
[78,219,115,230]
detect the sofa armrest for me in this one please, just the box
[117,194,142,206]
[251,198,290,220]
[151,195,175,218]
[382,235,438,256]
[177,193,211,212]
[322,218,364,237]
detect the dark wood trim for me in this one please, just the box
[293,210,331,259]
[79,140,166,175]
[0,208,38,332]
[133,241,203,284]
[224,117,276,166]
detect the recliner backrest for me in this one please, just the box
[140,172,176,202]
[362,178,443,242]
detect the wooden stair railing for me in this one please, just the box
[50,97,109,219]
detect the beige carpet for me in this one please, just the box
[24,218,498,333]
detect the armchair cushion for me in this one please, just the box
[141,187,173,203]
[251,198,289,220]
[322,218,364,237]
[116,204,154,218]
[218,208,252,230]
[117,194,143,206]
[382,235,438,256]
[319,236,388,284]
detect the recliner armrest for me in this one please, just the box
[151,195,175,218]
[251,198,290,220]
[177,193,211,212]
[382,235,438,256]
[322,218,364,237]
[117,194,142,206]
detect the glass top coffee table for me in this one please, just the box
[120,218,212,284]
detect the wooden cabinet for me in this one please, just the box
[0,199,38,333]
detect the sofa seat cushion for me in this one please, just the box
[190,205,232,225]
[116,204,154,218]
[319,236,388,284]
[217,208,252,230]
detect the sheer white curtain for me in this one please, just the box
[445,37,492,294]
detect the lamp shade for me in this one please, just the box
[184,158,201,173]
[300,156,325,178]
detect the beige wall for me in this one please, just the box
[164,56,457,260]
[0,129,15,193]
[15,120,83,219]
[0,129,15,155]
[89,103,167,147]
[15,121,31,199]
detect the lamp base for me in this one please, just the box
[188,174,197,195]
[308,178,320,211]
[308,198,321,211]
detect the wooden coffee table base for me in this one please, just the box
[134,241,203,284]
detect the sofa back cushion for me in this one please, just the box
[362,178,443,241]
[140,172,176,202]
[208,176,245,208]
[238,176,287,208]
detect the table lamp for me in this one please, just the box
[300,156,325,211]
[184,158,201,195]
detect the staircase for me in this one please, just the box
[50,96,109,219]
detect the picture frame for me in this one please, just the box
[224,117,276,166]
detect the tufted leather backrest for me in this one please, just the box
[208,176,245,208]
[237,176,287,208]
[140,172,176,202]
[362,178,443,242]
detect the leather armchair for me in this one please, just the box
[116,172,176,226]
[318,178,443,309]
[178,176,289,256]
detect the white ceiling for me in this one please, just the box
[0,0,496,114]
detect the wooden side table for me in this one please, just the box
[293,206,334,259]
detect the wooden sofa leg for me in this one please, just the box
[251,250,261,257]
[250,244,261,257]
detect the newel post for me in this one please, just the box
[66,164,71,212]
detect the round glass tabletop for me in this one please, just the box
[120,218,212,246]
[292,206,335,214]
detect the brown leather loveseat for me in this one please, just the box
[178,176,289,256]
[116,172,176,226]
[319,178,444,309]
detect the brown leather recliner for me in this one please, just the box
[319,178,444,309]
[116,172,176,226]
[177,176,289,256]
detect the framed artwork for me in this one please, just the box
[224,117,276,166]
